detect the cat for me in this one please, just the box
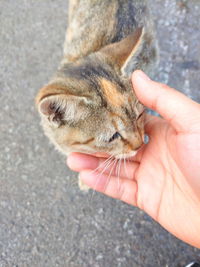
[36,0,158,184]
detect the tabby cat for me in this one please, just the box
[36,0,158,163]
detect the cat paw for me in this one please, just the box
[78,174,90,192]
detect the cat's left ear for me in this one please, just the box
[100,27,144,75]
[36,87,91,127]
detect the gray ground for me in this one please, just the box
[0,0,200,266]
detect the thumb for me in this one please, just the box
[132,70,200,133]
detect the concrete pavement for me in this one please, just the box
[0,0,200,266]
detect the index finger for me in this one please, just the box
[132,71,200,133]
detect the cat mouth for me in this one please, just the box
[115,150,138,159]
[90,151,138,160]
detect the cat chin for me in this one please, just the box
[115,151,138,160]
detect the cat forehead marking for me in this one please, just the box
[100,78,125,107]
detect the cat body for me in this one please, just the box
[36,0,158,159]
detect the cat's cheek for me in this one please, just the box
[108,141,124,157]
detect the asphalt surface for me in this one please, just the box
[0,0,200,266]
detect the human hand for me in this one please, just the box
[67,70,200,248]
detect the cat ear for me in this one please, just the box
[100,27,144,75]
[38,94,90,127]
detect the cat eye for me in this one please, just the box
[109,132,122,143]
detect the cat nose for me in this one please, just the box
[134,143,143,151]
[132,135,144,151]
[125,132,144,153]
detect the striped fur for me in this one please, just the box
[36,0,158,159]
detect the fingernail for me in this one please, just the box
[135,71,151,81]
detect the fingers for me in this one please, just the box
[80,170,138,206]
[67,153,139,179]
[67,153,139,206]
[132,70,200,133]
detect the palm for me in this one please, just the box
[135,116,200,244]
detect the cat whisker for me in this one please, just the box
[89,154,114,175]
[123,156,129,179]
[102,158,118,194]
[116,158,122,191]
[89,155,115,202]
[95,157,115,183]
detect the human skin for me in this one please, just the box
[67,70,200,249]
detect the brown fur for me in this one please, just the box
[100,79,125,107]
[36,0,158,162]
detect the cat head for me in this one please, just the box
[36,28,146,158]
